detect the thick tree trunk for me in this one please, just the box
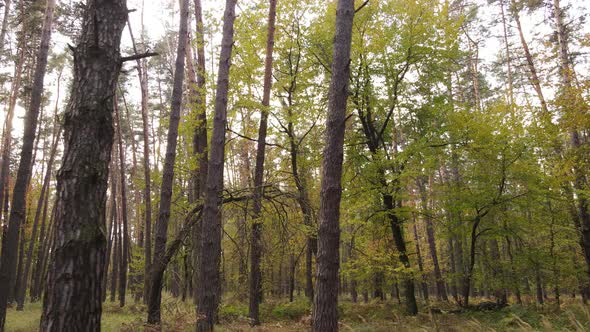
[248,0,277,325]
[39,1,128,330]
[0,0,55,324]
[196,1,237,331]
[312,1,354,331]
[147,0,188,324]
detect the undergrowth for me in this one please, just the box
[5,294,590,331]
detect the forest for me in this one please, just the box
[0,0,588,331]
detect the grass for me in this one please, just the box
[5,295,590,331]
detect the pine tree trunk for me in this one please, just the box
[248,0,277,325]
[19,60,61,310]
[104,170,117,302]
[39,1,128,330]
[312,1,354,330]
[509,0,549,114]
[114,95,130,307]
[126,10,153,304]
[187,0,208,301]
[146,0,189,324]
[0,0,55,323]
[0,42,25,238]
[0,0,10,54]
[196,1,237,330]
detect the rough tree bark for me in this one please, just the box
[39,1,128,330]
[249,0,277,325]
[0,0,55,324]
[196,0,237,330]
[146,0,189,324]
[312,0,354,331]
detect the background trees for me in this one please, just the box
[0,0,587,330]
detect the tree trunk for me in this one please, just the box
[509,0,549,114]
[248,0,277,325]
[147,0,188,324]
[196,0,237,330]
[19,62,61,311]
[127,10,153,304]
[417,176,447,301]
[104,169,117,302]
[312,1,354,331]
[0,0,10,55]
[187,0,209,302]
[0,0,55,324]
[0,41,25,239]
[552,0,590,288]
[39,1,128,330]
[31,193,56,302]
[412,219,429,301]
[114,97,130,308]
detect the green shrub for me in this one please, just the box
[270,299,311,320]
[219,303,248,322]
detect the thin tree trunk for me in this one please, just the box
[0,42,25,231]
[417,176,447,301]
[509,0,549,114]
[146,0,189,325]
[0,0,10,55]
[127,12,153,304]
[19,70,61,310]
[412,218,429,301]
[188,0,208,301]
[312,1,354,330]
[114,95,130,307]
[0,0,55,323]
[248,0,277,325]
[40,1,128,330]
[196,1,237,330]
[104,169,117,302]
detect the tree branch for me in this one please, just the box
[121,52,159,63]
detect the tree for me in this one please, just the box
[40,1,128,330]
[249,0,277,325]
[0,0,55,324]
[312,0,354,331]
[196,0,238,330]
[147,0,189,324]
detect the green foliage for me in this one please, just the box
[269,299,311,321]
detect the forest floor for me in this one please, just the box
[5,294,590,331]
